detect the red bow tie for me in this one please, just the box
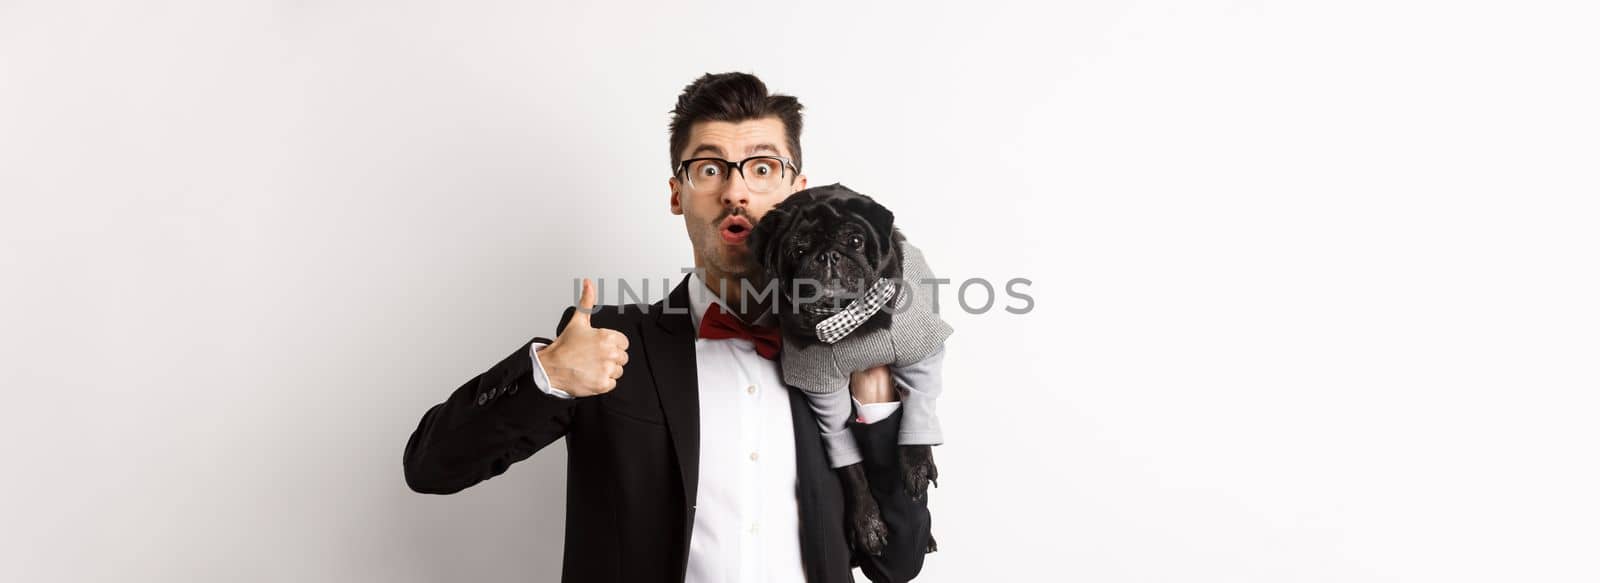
[698,303,782,360]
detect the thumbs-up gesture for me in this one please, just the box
[536,279,631,397]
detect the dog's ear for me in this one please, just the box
[749,201,796,278]
[847,195,896,255]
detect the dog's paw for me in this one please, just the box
[926,532,938,554]
[849,497,889,556]
[899,445,938,501]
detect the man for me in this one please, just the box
[402,72,932,583]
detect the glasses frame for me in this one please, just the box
[675,155,800,193]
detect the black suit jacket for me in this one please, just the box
[403,275,931,582]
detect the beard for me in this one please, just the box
[695,210,760,281]
[701,241,758,279]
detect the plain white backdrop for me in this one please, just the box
[3,1,1598,581]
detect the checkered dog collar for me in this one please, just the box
[814,277,899,344]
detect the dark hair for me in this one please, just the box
[668,72,805,174]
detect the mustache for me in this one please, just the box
[713,206,751,227]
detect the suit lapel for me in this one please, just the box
[640,275,700,529]
[788,385,836,582]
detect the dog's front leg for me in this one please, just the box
[899,444,938,501]
[838,462,888,555]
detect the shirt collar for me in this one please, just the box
[687,272,778,332]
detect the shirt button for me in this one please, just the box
[749,451,760,462]
[746,384,757,395]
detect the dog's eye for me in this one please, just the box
[847,234,864,250]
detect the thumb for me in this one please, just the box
[569,278,597,328]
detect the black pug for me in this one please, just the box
[750,183,951,556]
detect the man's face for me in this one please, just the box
[670,116,808,283]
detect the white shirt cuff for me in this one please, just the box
[852,397,901,424]
[529,342,574,399]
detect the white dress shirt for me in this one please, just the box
[527,274,899,582]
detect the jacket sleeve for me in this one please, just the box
[850,409,934,582]
[402,307,582,494]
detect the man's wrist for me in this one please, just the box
[849,365,898,404]
[530,342,574,399]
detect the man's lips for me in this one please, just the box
[719,215,753,244]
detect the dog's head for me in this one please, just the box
[749,183,904,339]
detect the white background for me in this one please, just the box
[3,1,1597,581]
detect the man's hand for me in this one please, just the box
[850,365,898,405]
[536,278,630,397]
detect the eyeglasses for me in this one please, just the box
[675,155,799,194]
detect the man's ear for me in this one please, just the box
[794,174,807,192]
[669,177,683,215]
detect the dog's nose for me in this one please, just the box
[816,250,842,278]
